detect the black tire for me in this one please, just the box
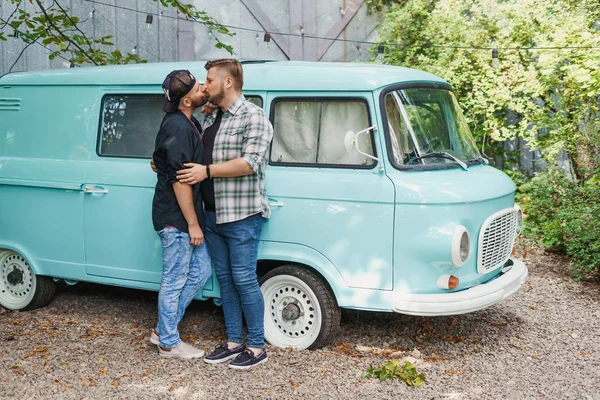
[22,276,56,311]
[0,250,56,311]
[260,264,341,350]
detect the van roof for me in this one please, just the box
[0,60,448,91]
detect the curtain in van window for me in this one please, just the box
[317,102,373,165]
[271,102,320,163]
[271,100,374,166]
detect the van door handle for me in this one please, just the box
[84,186,108,194]
[268,200,284,207]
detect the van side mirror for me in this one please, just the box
[344,125,380,163]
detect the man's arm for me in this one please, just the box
[172,182,204,246]
[177,158,252,184]
[176,109,273,184]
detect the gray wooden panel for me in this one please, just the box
[319,0,379,62]
[157,4,178,62]
[288,0,303,60]
[112,0,139,62]
[2,1,28,74]
[136,0,160,62]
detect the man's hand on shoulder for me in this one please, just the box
[177,163,208,185]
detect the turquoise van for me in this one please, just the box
[0,61,527,350]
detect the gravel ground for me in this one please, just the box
[1,245,599,399]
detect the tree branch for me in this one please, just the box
[1,0,23,30]
[9,34,42,73]
[54,0,96,53]
[33,0,99,65]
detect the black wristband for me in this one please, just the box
[206,164,211,179]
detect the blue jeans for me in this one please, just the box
[205,212,265,348]
[157,227,212,349]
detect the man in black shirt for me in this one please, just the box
[150,70,212,359]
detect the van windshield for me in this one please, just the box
[384,88,482,168]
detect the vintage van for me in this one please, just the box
[0,61,527,350]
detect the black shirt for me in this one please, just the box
[200,109,223,212]
[152,111,205,233]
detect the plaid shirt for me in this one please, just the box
[202,95,273,224]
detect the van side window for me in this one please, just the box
[270,100,375,167]
[99,95,264,158]
[98,95,164,158]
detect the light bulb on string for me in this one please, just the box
[146,14,153,32]
[491,48,501,69]
[376,44,385,64]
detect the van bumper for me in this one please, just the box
[392,258,528,316]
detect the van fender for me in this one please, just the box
[258,241,348,302]
[0,241,43,275]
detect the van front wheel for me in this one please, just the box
[0,250,56,311]
[260,265,340,350]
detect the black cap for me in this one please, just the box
[162,70,197,113]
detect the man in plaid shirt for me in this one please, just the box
[177,59,273,370]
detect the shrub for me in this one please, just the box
[518,169,600,280]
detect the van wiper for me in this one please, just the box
[467,155,489,165]
[413,152,469,171]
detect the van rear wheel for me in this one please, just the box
[260,265,341,350]
[0,250,56,311]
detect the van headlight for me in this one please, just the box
[514,204,523,236]
[451,225,470,267]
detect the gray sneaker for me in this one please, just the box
[159,341,205,359]
[150,329,159,345]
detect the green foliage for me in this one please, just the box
[519,169,600,279]
[376,0,600,178]
[376,0,600,279]
[0,0,234,66]
[361,360,426,386]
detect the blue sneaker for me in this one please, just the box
[203,343,246,364]
[228,349,268,370]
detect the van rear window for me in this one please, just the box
[98,95,264,158]
[270,99,375,168]
[98,95,164,158]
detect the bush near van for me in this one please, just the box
[0,61,527,350]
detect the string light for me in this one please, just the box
[376,44,385,64]
[81,0,600,53]
[491,48,501,68]
[146,14,153,32]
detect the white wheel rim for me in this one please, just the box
[261,274,323,351]
[0,250,36,310]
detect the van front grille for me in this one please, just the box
[0,98,21,111]
[477,208,518,274]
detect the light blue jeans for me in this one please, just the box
[157,227,212,349]
[204,212,265,348]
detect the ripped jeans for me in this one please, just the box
[157,227,212,349]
